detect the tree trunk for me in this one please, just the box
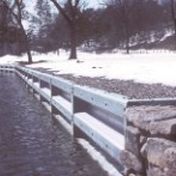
[174,19,176,36]
[26,47,32,64]
[171,0,176,36]
[173,18,176,49]
[69,24,77,60]
[124,21,130,54]
[125,31,130,54]
[171,0,176,49]
[49,0,79,60]
[20,24,33,64]
[23,32,32,64]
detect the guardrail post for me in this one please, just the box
[25,72,29,89]
[73,96,88,114]
[31,73,35,94]
[51,82,60,115]
[39,79,44,102]
[70,86,75,133]
[27,71,32,92]
[72,93,88,138]
[49,78,52,112]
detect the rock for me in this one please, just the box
[128,174,143,176]
[120,150,143,174]
[146,165,165,176]
[128,174,136,176]
[126,106,176,136]
[146,163,176,176]
[140,135,147,146]
[149,118,176,136]
[141,138,176,176]
[125,126,141,157]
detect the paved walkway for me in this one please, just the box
[0,74,108,176]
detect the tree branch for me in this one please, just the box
[49,0,72,24]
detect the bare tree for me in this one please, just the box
[8,0,32,63]
[105,0,144,54]
[106,0,136,54]
[0,1,8,31]
[0,1,8,45]
[117,0,130,54]
[49,0,84,59]
[171,0,176,37]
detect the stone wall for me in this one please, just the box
[121,105,176,176]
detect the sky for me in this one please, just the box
[85,0,101,8]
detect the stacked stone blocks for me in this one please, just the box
[121,105,176,176]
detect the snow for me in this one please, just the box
[1,50,176,87]
[160,30,174,41]
[78,139,123,176]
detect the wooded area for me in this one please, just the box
[0,0,176,63]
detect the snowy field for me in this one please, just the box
[1,50,176,87]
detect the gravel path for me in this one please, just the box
[28,67,176,99]
[58,74,176,99]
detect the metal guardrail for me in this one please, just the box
[1,64,176,169]
[14,65,128,166]
[0,65,15,72]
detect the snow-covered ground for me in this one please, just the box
[1,50,176,87]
